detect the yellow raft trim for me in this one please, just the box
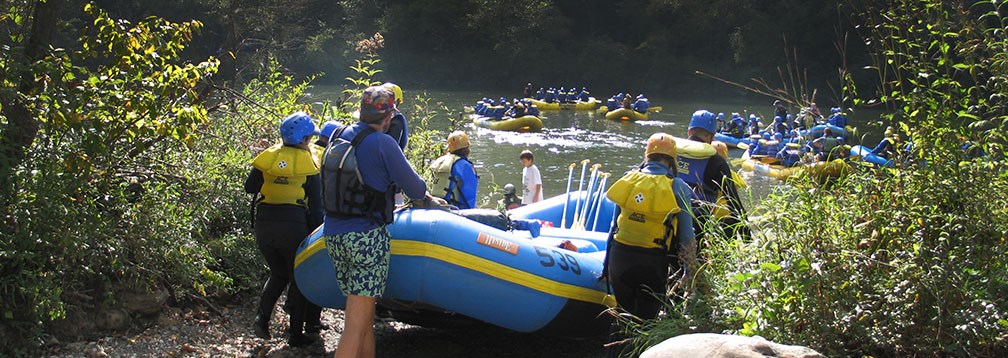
[295,238,616,307]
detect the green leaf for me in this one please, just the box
[760,262,783,273]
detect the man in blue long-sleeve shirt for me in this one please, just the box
[322,85,437,358]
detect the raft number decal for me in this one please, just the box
[535,246,581,275]
[477,232,520,255]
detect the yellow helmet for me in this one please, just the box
[712,141,729,159]
[447,131,470,152]
[645,132,677,158]
[382,82,404,105]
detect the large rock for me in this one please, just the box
[640,333,824,358]
[117,288,169,316]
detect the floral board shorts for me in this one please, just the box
[324,226,391,298]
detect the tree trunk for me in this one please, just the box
[0,0,63,197]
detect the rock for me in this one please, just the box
[117,288,169,316]
[84,342,108,358]
[640,333,824,358]
[100,308,131,331]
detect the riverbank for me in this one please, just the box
[43,295,608,357]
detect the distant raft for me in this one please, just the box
[849,145,895,167]
[528,98,600,111]
[293,200,617,338]
[604,108,649,121]
[714,133,755,149]
[472,114,543,132]
[740,155,852,181]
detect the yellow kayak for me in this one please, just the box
[604,108,649,121]
[472,115,543,132]
[528,98,600,111]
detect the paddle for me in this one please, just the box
[736,142,750,150]
[560,162,576,229]
[648,106,663,113]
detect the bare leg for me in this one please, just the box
[334,295,376,358]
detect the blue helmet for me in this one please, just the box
[786,114,794,120]
[319,120,341,141]
[280,112,317,145]
[717,112,725,119]
[831,107,841,113]
[763,132,772,140]
[689,110,718,133]
[499,97,507,104]
[774,132,784,141]
[749,114,757,120]
[636,94,644,99]
[774,115,782,122]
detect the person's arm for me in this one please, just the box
[244,167,264,194]
[671,179,697,283]
[304,173,323,229]
[532,167,543,202]
[380,136,427,200]
[870,138,890,155]
[711,157,747,219]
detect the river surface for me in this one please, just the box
[310,86,886,210]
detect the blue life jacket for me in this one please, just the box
[632,99,650,113]
[676,156,715,203]
[776,148,802,167]
[606,98,619,111]
[828,114,848,128]
[762,141,780,156]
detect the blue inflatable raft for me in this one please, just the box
[849,145,895,167]
[294,194,618,337]
[714,133,754,149]
[806,124,849,138]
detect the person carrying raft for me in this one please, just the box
[602,132,698,358]
[677,110,751,243]
[322,85,443,357]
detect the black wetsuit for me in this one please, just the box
[244,169,323,336]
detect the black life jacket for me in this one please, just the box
[321,126,394,223]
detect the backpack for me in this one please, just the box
[321,125,392,222]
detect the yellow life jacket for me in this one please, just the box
[252,144,319,206]
[429,153,462,201]
[605,171,681,250]
[674,137,716,160]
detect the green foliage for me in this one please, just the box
[629,0,1008,356]
[0,4,253,353]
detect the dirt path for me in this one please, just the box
[43,298,608,357]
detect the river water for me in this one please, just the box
[310,87,886,210]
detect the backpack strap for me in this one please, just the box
[351,126,376,147]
